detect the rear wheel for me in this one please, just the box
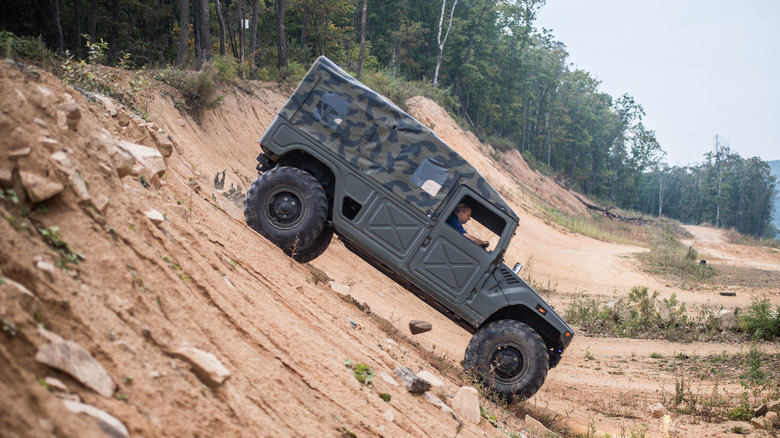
[464,319,548,402]
[245,167,329,256]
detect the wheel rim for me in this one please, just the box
[264,188,306,230]
[490,344,526,381]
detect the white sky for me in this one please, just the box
[534,0,780,166]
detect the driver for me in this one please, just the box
[446,203,489,248]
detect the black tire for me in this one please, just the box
[464,320,548,402]
[286,226,334,263]
[245,167,328,254]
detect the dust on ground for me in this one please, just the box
[1,61,778,438]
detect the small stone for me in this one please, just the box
[649,402,667,419]
[44,377,68,393]
[93,95,117,117]
[171,345,230,387]
[116,140,166,177]
[61,399,128,438]
[715,309,736,331]
[452,387,481,424]
[57,102,81,131]
[348,318,358,329]
[40,137,59,146]
[605,297,620,309]
[145,209,165,225]
[50,152,90,202]
[330,282,351,297]
[34,118,47,127]
[36,328,116,397]
[93,195,110,214]
[417,370,444,388]
[0,160,14,186]
[35,259,56,278]
[751,417,772,429]
[19,171,64,203]
[409,320,432,335]
[766,411,778,421]
[755,404,768,417]
[380,372,399,387]
[178,119,186,126]
[9,147,32,158]
[423,391,453,414]
[525,415,550,435]
[382,409,394,422]
[394,367,431,394]
[719,291,736,297]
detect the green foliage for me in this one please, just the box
[638,226,716,282]
[155,62,228,115]
[360,68,455,111]
[38,226,84,268]
[0,189,19,204]
[737,296,780,341]
[0,31,52,63]
[739,345,771,400]
[2,318,17,337]
[344,359,375,386]
[378,393,391,402]
[565,287,719,341]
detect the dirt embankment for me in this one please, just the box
[1,61,778,438]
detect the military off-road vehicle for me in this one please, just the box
[245,56,573,400]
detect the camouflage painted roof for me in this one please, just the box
[278,56,517,223]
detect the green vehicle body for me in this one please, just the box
[249,57,573,396]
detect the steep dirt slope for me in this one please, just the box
[0,62,519,437]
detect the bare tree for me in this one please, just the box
[176,0,190,67]
[356,0,367,79]
[433,0,458,87]
[249,0,259,72]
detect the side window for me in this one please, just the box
[447,195,507,252]
[314,92,349,130]
[410,158,449,197]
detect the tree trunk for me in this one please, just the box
[356,0,367,79]
[249,0,259,72]
[433,0,458,87]
[275,0,287,71]
[73,0,82,58]
[194,0,211,70]
[215,0,226,56]
[107,0,119,63]
[89,0,98,44]
[52,0,64,56]
[238,0,245,69]
[176,0,190,67]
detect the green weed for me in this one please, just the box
[737,296,780,341]
[38,226,84,267]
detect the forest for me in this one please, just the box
[3,0,777,237]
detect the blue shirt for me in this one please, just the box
[446,213,467,234]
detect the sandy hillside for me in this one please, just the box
[1,60,778,438]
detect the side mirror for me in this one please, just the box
[512,262,522,274]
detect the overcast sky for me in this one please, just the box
[534,0,780,166]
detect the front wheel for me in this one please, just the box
[245,166,329,255]
[464,320,548,402]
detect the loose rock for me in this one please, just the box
[648,402,667,419]
[409,320,432,335]
[61,399,128,438]
[57,101,81,131]
[417,370,444,388]
[145,209,165,226]
[751,416,772,429]
[43,377,69,393]
[116,140,166,177]
[715,309,736,331]
[452,387,481,424]
[19,171,64,203]
[172,345,230,387]
[50,151,90,202]
[424,392,454,415]
[380,371,399,387]
[35,328,116,397]
[525,415,550,435]
[382,409,395,422]
[394,367,431,394]
[164,203,190,221]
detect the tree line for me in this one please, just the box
[4,0,776,236]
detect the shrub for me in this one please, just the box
[737,297,780,341]
[1,30,53,63]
